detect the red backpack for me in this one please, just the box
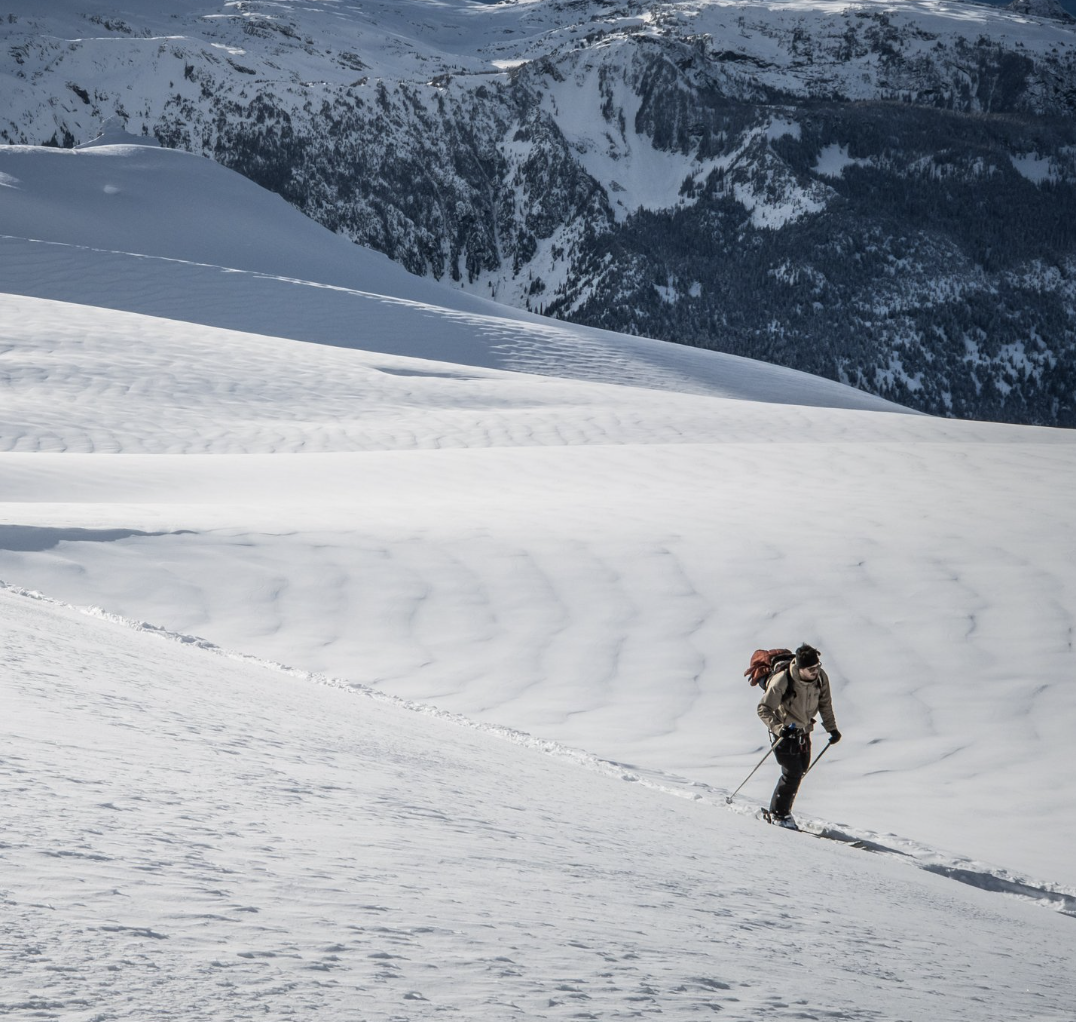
[744,648,794,690]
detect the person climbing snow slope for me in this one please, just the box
[757,643,841,829]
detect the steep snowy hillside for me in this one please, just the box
[2,0,1075,425]
[6,585,1076,1021]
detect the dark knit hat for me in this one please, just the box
[795,644,821,669]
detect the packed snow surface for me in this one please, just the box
[2,138,1076,1019]
[6,584,1076,1020]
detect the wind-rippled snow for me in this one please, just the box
[7,586,1074,1021]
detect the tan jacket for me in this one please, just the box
[757,663,838,737]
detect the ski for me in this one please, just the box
[758,808,800,831]
[757,810,877,850]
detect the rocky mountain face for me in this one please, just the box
[1006,0,1075,21]
[4,0,1076,425]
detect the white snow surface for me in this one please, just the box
[2,138,1076,1019]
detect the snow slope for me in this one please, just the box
[5,583,1076,1021]
[2,137,1076,1018]
[0,141,904,410]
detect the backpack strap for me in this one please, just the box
[775,666,797,703]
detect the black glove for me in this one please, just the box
[828,729,842,744]
[779,723,798,739]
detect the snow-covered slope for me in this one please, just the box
[7,584,1076,1020]
[0,140,905,410]
[2,134,1076,1019]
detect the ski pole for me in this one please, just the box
[726,737,785,804]
[804,739,834,776]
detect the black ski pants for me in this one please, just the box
[769,733,811,817]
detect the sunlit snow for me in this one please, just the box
[2,125,1075,1019]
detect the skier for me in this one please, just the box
[756,643,841,829]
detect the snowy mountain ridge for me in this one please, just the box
[3,0,1076,425]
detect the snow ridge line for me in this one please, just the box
[0,233,451,312]
[4,575,1075,918]
[0,233,559,329]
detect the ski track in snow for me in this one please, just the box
[4,582,1076,1022]
[4,577,1076,922]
